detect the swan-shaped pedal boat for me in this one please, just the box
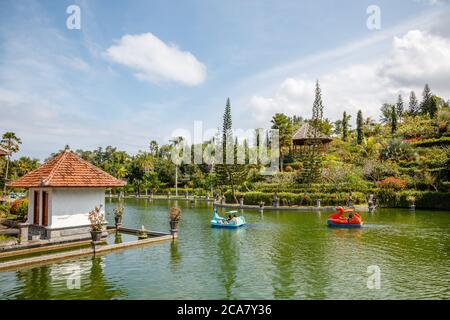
[210,210,246,229]
[327,206,363,228]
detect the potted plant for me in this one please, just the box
[169,206,181,234]
[114,203,124,228]
[88,205,105,242]
[407,195,416,210]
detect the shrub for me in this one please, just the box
[412,137,450,148]
[223,191,365,206]
[377,177,408,190]
[380,139,416,161]
[378,190,450,210]
[9,199,28,221]
[0,204,11,218]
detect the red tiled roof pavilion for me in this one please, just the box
[8,146,126,188]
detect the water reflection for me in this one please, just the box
[114,231,123,244]
[9,256,125,299]
[212,229,242,299]
[170,241,182,271]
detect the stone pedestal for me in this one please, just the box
[18,223,29,244]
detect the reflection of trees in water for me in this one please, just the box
[15,266,53,299]
[213,229,241,299]
[270,214,332,300]
[170,240,182,271]
[13,256,125,299]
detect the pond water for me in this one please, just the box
[0,198,449,300]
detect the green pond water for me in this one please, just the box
[0,198,449,300]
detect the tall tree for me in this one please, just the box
[1,132,22,193]
[169,136,184,196]
[312,80,324,127]
[342,111,351,141]
[420,84,436,117]
[396,94,404,120]
[214,98,248,203]
[149,140,159,157]
[222,97,233,163]
[391,105,398,134]
[380,103,395,123]
[270,113,293,171]
[300,81,325,187]
[408,91,419,116]
[356,110,364,145]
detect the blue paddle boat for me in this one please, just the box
[210,210,246,228]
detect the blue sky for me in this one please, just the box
[1,0,450,160]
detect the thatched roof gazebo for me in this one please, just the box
[292,123,332,153]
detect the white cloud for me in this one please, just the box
[247,29,450,126]
[105,33,206,86]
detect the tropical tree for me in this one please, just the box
[380,103,395,123]
[270,113,292,171]
[149,140,159,157]
[1,132,22,193]
[342,111,351,141]
[170,136,184,196]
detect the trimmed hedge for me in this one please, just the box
[247,182,372,194]
[378,190,450,210]
[412,137,450,148]
[224,191,365,206]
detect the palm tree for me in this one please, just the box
[170,136,184,196]
[1,132,22,194]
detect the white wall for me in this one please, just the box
[50,188,106,228]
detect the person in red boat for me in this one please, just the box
[347,211,354,223]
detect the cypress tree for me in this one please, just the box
[222,97,233,163]
[342,111,351,141]
[391,105,397,134]
[409,91,419,116]
[312,80,324,126]
[356,110,363,145]
[214,98,248,203]
[420,84,434,117]
[396,94,404,120]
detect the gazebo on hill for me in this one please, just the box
[292,123,333,153]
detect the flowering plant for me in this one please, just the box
[88,205,105,232]
[169,207,181,222]
[114,203,124,218]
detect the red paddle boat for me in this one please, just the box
[327,206,363,228]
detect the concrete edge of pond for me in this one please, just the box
[0,233,176,272]
[214,203,370,212]
[107,196,370,212]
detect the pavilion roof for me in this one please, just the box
[292,123,332,143]
[8,146,126,188]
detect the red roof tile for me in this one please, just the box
[8,147,126,188]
